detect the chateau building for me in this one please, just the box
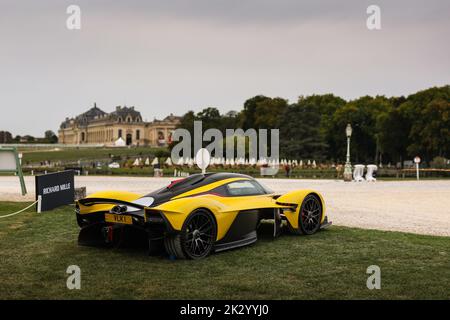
[58,104,180,146]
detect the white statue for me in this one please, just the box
[366,164,378,182]
[353,164,365,182]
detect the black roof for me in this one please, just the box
[164,172,252,192]
[60,104,107,128]
[109,106,142,121]
[204,172,252,182]
[145,172,253,206]
[60,104,143,129]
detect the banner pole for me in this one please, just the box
[416,163,419,180]
[37,195,42,213]
[14,147,27,195]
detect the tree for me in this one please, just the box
[170,85,449,164]
[331,96,391,163]
[409,98,449,159]
[278,94,346,160]
[176,110,196,132]
[401,86,450,161]
[280,102,328,160]
[44,130,58,143]
[376,107,410,165]
[169,110,196,152]
[253,97,288,129]
[240,95,271,129]
[295,94,346,161]
[221,110,241,130]
[196,107,222,131]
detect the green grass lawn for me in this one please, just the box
[20,147,165,164]
[0,202,449,300]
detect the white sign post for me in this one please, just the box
[195,148,210,174]
[414,156,421,180]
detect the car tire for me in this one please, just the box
[164,209,217,259]
[287,194,323,235]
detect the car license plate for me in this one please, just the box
[105,213,133,225]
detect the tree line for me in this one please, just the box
[173,85,449,165]
[0,130,59,144]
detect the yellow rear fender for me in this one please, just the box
[77,190,142,214]
[276,190,326,228]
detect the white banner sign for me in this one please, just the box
[0,151,17,171]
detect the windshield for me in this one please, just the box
[225,179,273,196]
[253,180,274,194]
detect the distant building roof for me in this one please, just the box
[59,103,179,130]
[109,106,142,122]
[60,103,144,128]
[60,103,107,129]
[153,113,181,124]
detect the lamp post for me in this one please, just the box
[343,123,353,181]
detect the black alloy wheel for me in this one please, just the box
[164,209,217,259]
[182,210,216,259]
[298,194,322,235]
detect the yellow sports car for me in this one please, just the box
[76,172,331,259]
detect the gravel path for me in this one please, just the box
[1,176,449,237]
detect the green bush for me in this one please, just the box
[430,156,449,169]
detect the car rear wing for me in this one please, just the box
[78,198,146,210]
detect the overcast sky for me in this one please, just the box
[1,0,449,136]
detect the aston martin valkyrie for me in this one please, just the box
[76,172,331,259]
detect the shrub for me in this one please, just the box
[430,156,449,169]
